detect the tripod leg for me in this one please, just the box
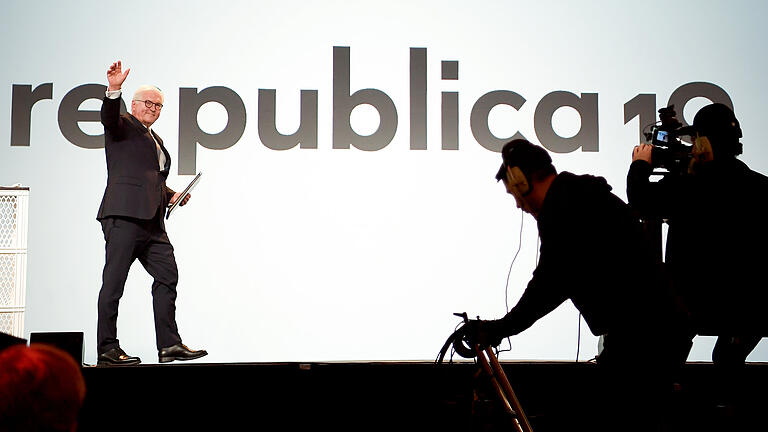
[475,346,527,432]
[485,347,534,432]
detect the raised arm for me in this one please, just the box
[101,61,131,134]
[627,144,677,220]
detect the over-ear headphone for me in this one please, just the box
[496,139,553,200]
[506,165,530,196]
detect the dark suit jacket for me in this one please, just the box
[97,96,175,223]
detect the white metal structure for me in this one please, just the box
[0,187,29,337]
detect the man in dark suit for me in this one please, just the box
[96,61,207,366]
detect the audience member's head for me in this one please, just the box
[0,344,86,432]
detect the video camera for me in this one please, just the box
[644,105,695,176]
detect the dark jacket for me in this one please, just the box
[627,158,768,335]
[499,172,679,339]
[97,96,175,222]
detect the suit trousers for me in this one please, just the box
[97,210,181,354]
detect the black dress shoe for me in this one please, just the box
[97,347,141,366]
[158,343,208,363]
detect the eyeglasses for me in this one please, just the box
[134,99,163,110]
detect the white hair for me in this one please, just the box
[133,85,164,102]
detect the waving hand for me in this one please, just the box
[107,61,130,91]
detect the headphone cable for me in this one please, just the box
[504,211,525,314]
[499,211,525,355]
[576,312,582,362]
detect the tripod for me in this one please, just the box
[437,313,533,432]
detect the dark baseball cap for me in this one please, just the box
[680,103,742,140]
[495,139,552,182]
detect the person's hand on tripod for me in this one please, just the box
[461,319,507,349]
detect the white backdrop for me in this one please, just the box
[2,0,767,365]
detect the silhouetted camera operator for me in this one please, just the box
[628,103,768,368]
[465,139,690,431]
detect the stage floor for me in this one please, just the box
[78,360,767,431]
